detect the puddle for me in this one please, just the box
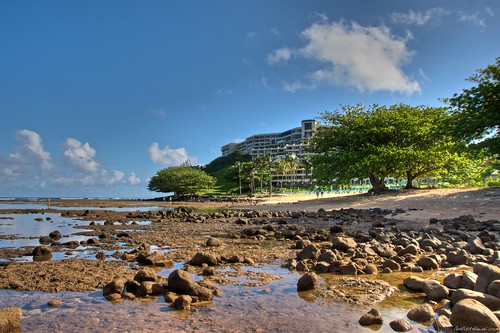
[0,213,93,248]
[0,264,436,332]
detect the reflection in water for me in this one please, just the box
[0,210,438,332]
[0,213,92,249]
[0,264,435,333]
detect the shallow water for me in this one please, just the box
[0,210,437,332]
[0,202,173,212]
[0,264,432,333]
[0,213,92,249]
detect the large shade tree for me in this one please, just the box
[444,57,500,156]
[148,166,216,196]
[309,103,465,193]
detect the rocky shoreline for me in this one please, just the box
[1,188,500,332]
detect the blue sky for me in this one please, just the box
[1,1,499,198]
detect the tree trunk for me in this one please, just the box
[368,174,388,194]
[405,172,418,189]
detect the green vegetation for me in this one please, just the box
[309,104,469,193]
[204,151,252,194]
[146,59,499,197]
[148,166,216,196]
[444,57,499,156]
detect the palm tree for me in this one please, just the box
[242,161,258,195]
[233,161,243,195]
[263,153,276,195]
[252,156,265,194]
[278,159,289,191]
[285,154,300,192]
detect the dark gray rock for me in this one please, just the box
[450,299,500,332]
[407,303,435,322]
[134,268,158,283]
[389,319,413,332]
[358,308,383,326]
[173,295,192,310]
[451,288,500,311]
[297,272,319,291]
[189,252,219,266]
[475,264,500,294]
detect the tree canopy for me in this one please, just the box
[444,57,500,156]
[309,103,465,192]
[147,166,216,195]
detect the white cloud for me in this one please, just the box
[459,12,486,28]
[270,28,281,36]
[391,7,494,29]
[390,8,449,25]
[281,80,315,92]
[148,143,192,166]
[271,20,420,94]
[15,129,53,171]
[63,138,99,173]
[418,68,431,83]
[128,172,141,185]
[216,88,233,96]
[0,130,143,194]
[266,47,293,65]
[102,170,125,186]
[246,32,256,39]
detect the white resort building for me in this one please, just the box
[221,119,317,187]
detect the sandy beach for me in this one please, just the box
[252,187,500,223]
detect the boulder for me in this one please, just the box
[189,252,218,266]
[317,250,337,264]
[49,230,62,240]
[294,239,312,250]
[404,276,426,291]
[173,295,192,310]
[142,251,174,267]
[0,307,22,333]
[32,246,52,258]
[206,237,223,247]
[433,315,454,333]
[167,270,213,301]
[383,259,401,271]
[364,264,378,275]
[188,283,213,302]
[103,278,127,296]
[47,300,63,307]
[313,261,330,273]
[39,236,52,244]
[389,319,413,332]
[297,272,319,291]
[450,299,500,332]
[358,308,383,326]
[417,257,439,270]
[168,270,193,294]
[468,236,486,254]
[407,303,435,322]
[398,244,419,256]
[450,288,500,311]
[136,281,163,297]
[475,264,500,294]
[447,250,470,265]
[444,273,463,289]
[462,270,478,290]
[297,244,321,261]
[331,236,357,251]
[134,268,158,283]
[423,280,449,301]
[487,280,500,298]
